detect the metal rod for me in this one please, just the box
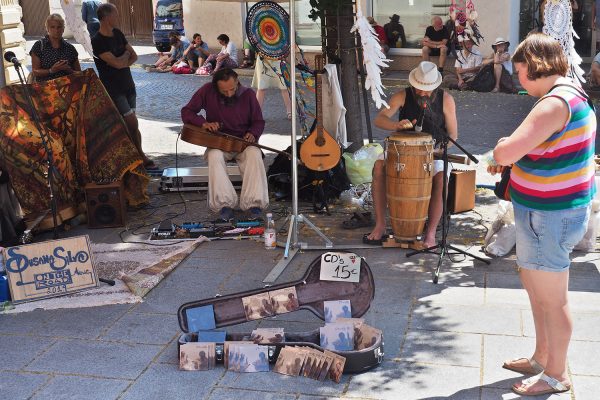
[290,0,298,247]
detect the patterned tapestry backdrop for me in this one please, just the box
[0,69,149,217]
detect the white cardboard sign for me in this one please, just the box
[319,252,360,283]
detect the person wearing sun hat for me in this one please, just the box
[361,61,458,248]
[482,37,513,92]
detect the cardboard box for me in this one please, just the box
[448,169,476,214]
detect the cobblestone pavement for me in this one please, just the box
[82,61,539,158]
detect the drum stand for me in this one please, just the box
[406,134,490,284]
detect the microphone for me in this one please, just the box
[414,100,428,132]
[4,51,19,66]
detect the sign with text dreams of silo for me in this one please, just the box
[2,235,98,304]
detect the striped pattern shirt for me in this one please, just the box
[510,85,596,211]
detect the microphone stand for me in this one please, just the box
[11,60,60,240]
[406,132,490,284]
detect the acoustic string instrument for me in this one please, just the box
[180,124,292,159]
[299,55,341,171]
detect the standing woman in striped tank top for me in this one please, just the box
[490,32,596,396]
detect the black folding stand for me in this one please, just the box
[406,133,490,284]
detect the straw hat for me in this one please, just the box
[492,37,510,50]
[408,61,442,91]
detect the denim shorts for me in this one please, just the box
[112,89,136,116]
[513,203,590,272]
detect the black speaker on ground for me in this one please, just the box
[85,181,126,228]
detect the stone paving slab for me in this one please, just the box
[0,371,51,400]
[480,387,571,399]
[207,387,297,400]
[35,304,132,339]
[571,375,600,400]
[523,311,600,342]
[400,331,482,368]
[568,340,600,376]
[218,368,350,397]
[0,335,56,370]
[99,312,180,345]
[345,361,480,400]
[120,363,223,400]
[0,309,51,334]
[24,338,163,379]
[30,375,131,400]
[411,304,522,336]
[481,335,538,387]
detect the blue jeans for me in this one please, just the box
[514,203,590,272]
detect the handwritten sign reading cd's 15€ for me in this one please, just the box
[2,235,98,304]
[319,252,361,283]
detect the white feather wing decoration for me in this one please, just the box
[350,6,391,109]
[60,0,94,58]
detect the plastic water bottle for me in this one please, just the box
[264,213,276,250]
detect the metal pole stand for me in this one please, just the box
[406,134,490,284]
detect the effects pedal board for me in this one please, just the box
[150,220,264,240]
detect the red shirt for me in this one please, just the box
[374,25,387,45]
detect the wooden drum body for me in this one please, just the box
[385,132,434,240]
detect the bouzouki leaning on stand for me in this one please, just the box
[299,55,342,171]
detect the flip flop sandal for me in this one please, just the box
[342,212,373,230]
[362,233,383,246]
[502,357,544,375]
[512,373,571,396]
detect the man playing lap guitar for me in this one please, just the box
[364,61,458,247]
[181,68,268,221]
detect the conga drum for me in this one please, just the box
[385,132,434,240]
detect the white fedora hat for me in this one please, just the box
[492,37,510,49]
[408,61,442,91]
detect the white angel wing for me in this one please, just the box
[351,5,391,109]
[60,0,94,58]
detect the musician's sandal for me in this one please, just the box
[502,357,544,375]
[342,212,373,229]
[218,207,234,222]
[512,373,571,396]
[247,207,263,221]
[362,233,383,246]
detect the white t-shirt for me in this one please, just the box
[501,55,513,74]
[220,42,238,61]
[455,49,482,78]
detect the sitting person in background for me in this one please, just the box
[148,33,190,72]
[483,37,513,93]
[184,33,210,70]
[454,36,482,90]
[384,14,406,48]
[199,34,238,75]
[240,38,255,69]
[30,14,81,82]
[367,17,388,54]
[421,16,449,73]
[586,50,600,88]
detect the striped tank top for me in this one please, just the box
[510,84,596,211]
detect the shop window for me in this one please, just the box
[372,0,452,48]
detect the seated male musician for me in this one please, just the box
[364,61,458,247]
[181,68,268,221]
